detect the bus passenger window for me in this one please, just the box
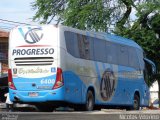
[106,43,118,64]
[128,47,140,69]
[118,46,129,66]
[77,34,90,60]
[64,31,80,58]
[93,38,106,62]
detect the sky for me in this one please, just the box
[0,0,37,31]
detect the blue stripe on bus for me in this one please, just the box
[18,27,32,39]
[18,28,25,38]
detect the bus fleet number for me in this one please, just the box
[40,79,55,84]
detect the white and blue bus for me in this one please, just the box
[8,25,155,111]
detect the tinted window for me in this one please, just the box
[94,38,106,62]
[106,42,118,64]
[128,47,140,69]
[118,45,129,66]
[77,34,90,59]
[64,31,79,57]
[65,31,141,69]
[65,31,94,60]
[87,36,94,60]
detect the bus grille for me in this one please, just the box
[14,57,54,66]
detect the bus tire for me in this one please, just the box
[84,90,94,111]
[127,94,140,110]
[133,94,140,110]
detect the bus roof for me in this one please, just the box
[60,25,142,50]
[99,32,142,50]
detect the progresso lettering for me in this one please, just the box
[12,48,54,56]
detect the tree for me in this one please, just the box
[31,0,67,24]
[32,0,141,31]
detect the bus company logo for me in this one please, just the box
[24,28,43,44]
[18,27,44,44]
[100,68,116,101]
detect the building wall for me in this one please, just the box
[0,30,9,75]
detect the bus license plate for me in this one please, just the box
[29,92,38,97]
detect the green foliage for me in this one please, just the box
[32,0,135,32]
[63,0,111,31]
[32,0,68,24]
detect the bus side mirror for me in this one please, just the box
[144,58,156,75]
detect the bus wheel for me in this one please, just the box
[126,94,140,111]
[85,90,94,111]
[133,94,140,110]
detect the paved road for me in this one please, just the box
[0,103,160,120]
[0,109,160,120]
